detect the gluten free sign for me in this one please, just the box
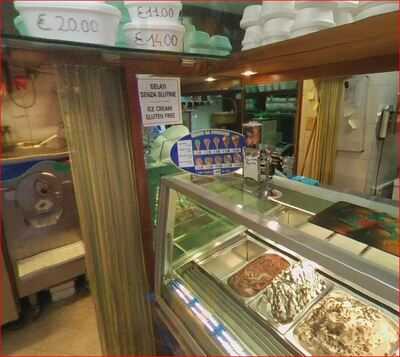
[138,77,182,127]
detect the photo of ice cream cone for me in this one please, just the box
[222,134,230,148]
[224,155,232,164]
[232,135,240,148]
[195,158,204,167]
[215,156,223,165]
[204,138,211,150]
[213,136,221,149]
[195,139,201,151]
[233,153,242,163]
[205,157,214,166]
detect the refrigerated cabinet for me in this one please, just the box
[154,173,399,356]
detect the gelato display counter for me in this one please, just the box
[154,173,398,356]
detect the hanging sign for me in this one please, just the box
[138,77,182,127]
[170,129,245,176]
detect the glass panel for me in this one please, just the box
[175,174,333,216]
[168,174,398,278]
[160,177,398,356]
[1,1,255,56]
[244,81,299,156]
[169,188,239,262]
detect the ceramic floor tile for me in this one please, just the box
[2,294,101,356]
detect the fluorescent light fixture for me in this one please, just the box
[241,70,257,77]
[266,220,280,231]
[205,77,217,82]
[171,280,248,356]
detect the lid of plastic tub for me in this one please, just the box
[358,0,396,8]
[338,1,359,9]
[124,1,182,5]
[240,5,262,29]
[123,22,185,31]
[291,20,335,32]
[14,1,121,16]
[295,1,339,9]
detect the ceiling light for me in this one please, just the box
[241,70,258,77]
[205,77,217,82]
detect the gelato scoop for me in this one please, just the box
[294,290,399,356]
[256,261,326,324]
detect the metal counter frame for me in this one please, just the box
[154,174,399,355]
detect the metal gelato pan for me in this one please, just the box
[248,265,332,335]
[199,235,267,280]
[286,286,400,356]
[222,250,295,305]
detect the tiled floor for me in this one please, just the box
[2,293,102,356]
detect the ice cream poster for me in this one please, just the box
[170,129,245,176]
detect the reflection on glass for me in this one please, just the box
[172,192,238,261]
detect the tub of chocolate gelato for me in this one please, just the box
[224,251,293,303]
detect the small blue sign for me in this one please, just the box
[170,129,245,176]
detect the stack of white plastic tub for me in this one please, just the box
[355,1,398,21]
[260,1,295,45]
[14,1,121,46]
[334,1,358,26]
[123,1,185,52]
[290,1,337,38]
[240,5,262,50]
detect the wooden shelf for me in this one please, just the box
[1,34,223,76]
[209,12,398,82]
[245,89,298,97]
[2,12,398,82]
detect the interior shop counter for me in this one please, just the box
[154,174,399,356]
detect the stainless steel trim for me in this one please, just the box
[162,176,399,309]
[155,298,207,356]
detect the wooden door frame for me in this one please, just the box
[122,68,155,289]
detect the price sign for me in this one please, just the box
[136,6,177,20]
[170,129,245,176]
[138,77,182,127]
[133,31,179,49]
[35,13,99,33]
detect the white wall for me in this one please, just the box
[2,71,63,145]
[297,72,398,196]
[333,72,398,195]
[183,99,223,131]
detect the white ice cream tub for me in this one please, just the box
[289,24,331,38]
[334,9,354,26]
[242,25,263,45]
[261,1,295,22]
[124,1,182,24]
[292,7,336,29]
[263,18,294,37]
[240,5,262,29]
[123,22,184,52]
[261,34,288,46]
[355,2,399,21]
[294,1,339,9]
[14,1,121,46]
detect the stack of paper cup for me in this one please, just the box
[290,1,337,38]
[123,1,185,52]
[240,5,262,50]
[260,1,295,45]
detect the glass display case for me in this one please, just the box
[154,173,398,356]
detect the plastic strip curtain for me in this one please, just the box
[302,79,344,185]
[56,65,155,355]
